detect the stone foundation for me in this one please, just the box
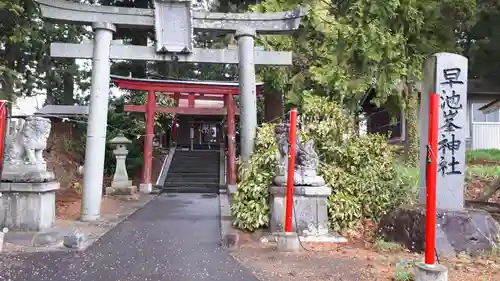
[106,181,136,195]
[0,181,59,231]
[269,185,330,236]
[378,204,500,256]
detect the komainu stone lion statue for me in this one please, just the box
[273,122,324,186]
[4,116,51,166]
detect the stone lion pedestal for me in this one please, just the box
[269,184,331,237]
[0,117,60,231]
[269,123,347,251]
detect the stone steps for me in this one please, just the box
[162,150,220,194]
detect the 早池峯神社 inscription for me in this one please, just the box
[419,53,468,211]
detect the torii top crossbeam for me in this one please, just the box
[111,75,264,96]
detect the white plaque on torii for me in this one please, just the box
[154,0,193,54]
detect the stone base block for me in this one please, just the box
[111,180,133,188]
[106,185,137,195]
[139,183,153,194]
[378,204,500,256]
[299,233,348,243]
[269,185,331,235]
[227,184,237,195]
[0,181,59,231]
[275,232,300,252]
[2,164,55,183]
[414,263,448,281]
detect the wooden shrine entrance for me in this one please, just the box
[175,115,224,151]
[111,75,263,189]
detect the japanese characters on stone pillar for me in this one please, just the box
[419,53,468,211]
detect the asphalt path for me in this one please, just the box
[0,193,259,281]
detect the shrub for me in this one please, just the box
[231,123,277,231]
[320,134,411,231]
[232,94,416,232]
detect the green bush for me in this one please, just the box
[320,135,411,231]
[232,94,416,232]
[231,123,277,231]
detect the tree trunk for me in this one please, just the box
[263,90,284,122]
[402,82,419,165]
[62,68,75,105]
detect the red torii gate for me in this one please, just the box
[110,75,263,192]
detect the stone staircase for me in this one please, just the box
[162,150,220,194]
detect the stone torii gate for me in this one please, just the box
[110,74,264,189]
[35,0,306,221]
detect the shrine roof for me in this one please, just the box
[35,105,89,117]
[111,75,264,88]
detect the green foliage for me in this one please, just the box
[466,165,500,180]
[251,0,475,163]
[232,94,417,232]
[1,0,89,103]
[301,94,415,231]
[251,0,474,111]
[373,238,405,253]
[231,123,277,231]
[394,260,415,281]
[467,149,500,163]
[323,134,410,231]
[75,91,174,176]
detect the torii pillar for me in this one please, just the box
[225,94,237,188]
[170,93,180,144]
[236,27,257,163]
[36,0,306,221]
[140,89,156,193]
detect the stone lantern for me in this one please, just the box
[106,133,136,195]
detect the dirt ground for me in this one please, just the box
[466,179,500,203]
[231,230,500,281]
[46,136,167,221]
[231,179,500,281]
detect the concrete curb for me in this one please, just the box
[0,232,4,252]
[154,147,176,188]
[219,192,239,250]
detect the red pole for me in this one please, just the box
[284,108,298,233]
[0,100,8,175]
[171,93,180,144]
[425,93,439,265]
[142,90,156,186]
[225,94,237,185]
[188,93,195,108]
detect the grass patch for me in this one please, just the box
[394,259,415,281]
[467,149,500,163]
[373,238,405,253]
[466,165,500,180]
[394,161,500,181]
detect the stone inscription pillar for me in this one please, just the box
[236,27,257,163]
[81,22,116,221]
[418,52,468,211]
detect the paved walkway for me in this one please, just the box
[0,193,259,281]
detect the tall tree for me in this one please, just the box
[250,0,475,162]
[1,0,89,107]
